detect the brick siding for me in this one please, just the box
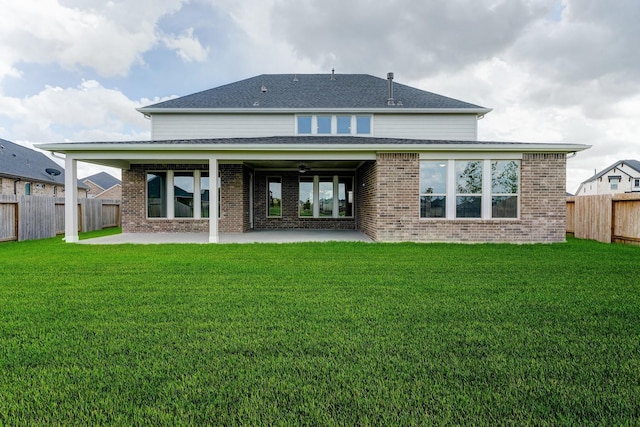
[371,152,567,243]
[122,163,248,233]
[121,153,567,243]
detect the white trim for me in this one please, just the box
[37,142,589,154]
[64,156,79,243]
[166,170,175,219]
[482,159,492,219]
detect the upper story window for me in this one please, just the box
[634,178,640,189]
[608,176,621,191]
[296,115,372,136]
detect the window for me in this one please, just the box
[610,178,620,190]
[420,159,520,220]
[174,172,194,218]
[456,160,483,218]
[299,178,314,217]
[24,182,31,196]
[420,161,447,218]
[297,116,312,134]
[267,177,282,217]
[491,160,519,218]
[296,115,371,135]
[299,176,353,218]
[337,116,351,134]
[147,172,167,218]
[147,170,216,219]
[634,179,640,189]
[356,116,371,134]
[201,172,210,218]
[317,116,332,134]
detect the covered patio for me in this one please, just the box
[78,229,373,244]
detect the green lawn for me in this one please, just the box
[1,234,639,425]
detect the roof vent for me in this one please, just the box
[260,85,268,93]
[253,101,260,106]
[387,72,395,106]
[293,74,299,82]
[330,68,336,81]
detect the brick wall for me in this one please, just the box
[122,163,248,233]
[355,161,377,240]
[253,171,356,230]
[372,152,567,243]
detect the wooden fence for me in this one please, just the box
[567,194,640,244]
[0,196,120,242]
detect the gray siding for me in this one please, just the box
[151,113,478,141]
[373,114,477,140]
[151,114,294,139]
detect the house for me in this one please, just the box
[0,138,88,197]
[81,171,122,199]
[575,160,640,195]
[37,72,589,243]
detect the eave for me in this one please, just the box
[136,107,493,116]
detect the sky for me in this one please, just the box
[1,0,639,193]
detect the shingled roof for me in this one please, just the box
[81,171,121,190]
[580,159,640,184]
[0,138,66,185]
[139,73,488,111]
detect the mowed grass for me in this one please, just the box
[0,233,639,425]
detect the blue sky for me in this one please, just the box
[1,0,639,192]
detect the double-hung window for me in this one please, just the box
[420,159,519,219]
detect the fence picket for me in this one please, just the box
[0,196,120,242]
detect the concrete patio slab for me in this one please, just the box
[78,230,372,244]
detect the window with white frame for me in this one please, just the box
[419,161,447,218]
[634,178,640,189]
[147,170,218,219]
[298,175,353,218]
[267,177,282,218]
[420,159,520,219]
[609,176,620,190]
[296,115,372,135]
[491,160,519,218]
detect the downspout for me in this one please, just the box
[13,178,21,195]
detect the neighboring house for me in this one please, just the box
[38,72,589,243]
[575,160,640,195]
[0,138,88,197]
[81,171,122,199]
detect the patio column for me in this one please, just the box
[209,157,219,243]
[64,156,79,243]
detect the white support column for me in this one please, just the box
[209,158,219,243]
[64,156,79,243]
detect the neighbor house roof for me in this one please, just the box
[580,159,640,184]
[0,138,67,185]
[82,171,121,190]
[138,74,491,113]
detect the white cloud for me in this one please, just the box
[0,80,150,142]
[161,28,209,63]
[0,0,187,80]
